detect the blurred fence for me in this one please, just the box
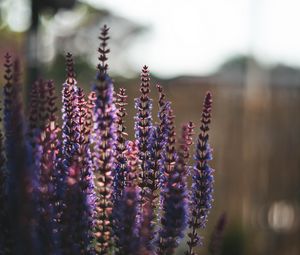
[118,79,300,255]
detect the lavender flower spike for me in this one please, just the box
[92,25,116,254]
[57,53,79,254]
[112,88,131,253]
[4,58,37,254]
[186,91,214,255]
[157,122,194,254]
[134,65,153,202]
[116,186,140,255]
[73,87,95,254]
[159,103,176,189]
[113,88,129,203]
[33,80,60,254]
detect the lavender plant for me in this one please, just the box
[186,91,214,255]
[0,25,218,255]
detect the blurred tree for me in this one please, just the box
[27,0,77,101]
[0,0,146,106]
[216,55,263,86]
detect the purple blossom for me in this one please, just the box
[28,80,40,142]
[54,52,80,254]
[112,88,132,253]
[92,25,116,254]
[159,103,177,189]
[74,88,96,251]
[3,56,38,254]
[115,186,140,255]
[134,65,153,201]
[138,199,156,255]
[186,91,214,255]
[156,84,169,153]
[113,88,129,203]
[157,122,194,254]
[61,52,77,167]
[34,80,60,254]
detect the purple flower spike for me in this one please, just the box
[97,24,110,74]
[92,25,116,254]
[74,87,95,254]
[4,57,37,254]
[55,52,79,253]
[113,88,129,202]
[46,80,58,122]
[28,80,40,142]
[186,91,214,255]
[28,79,56,147]
[157,122,194,254]
[66,52,76,85]
[60,86,95,255]
[61,164,82,254]
[112,88,130,252]
[156,84,169,158]
[159,103,177,189]
[35,80,60,254]
[135,69,165,252]
[138,199,156,255]
[134,65,153,202]
[116,186,140,255]
[62,52,77,165]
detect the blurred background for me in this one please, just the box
[0,0,299,254]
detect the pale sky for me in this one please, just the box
[84,0,300,77]
[3,0,300,77]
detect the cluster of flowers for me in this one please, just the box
[0,26,218,255]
